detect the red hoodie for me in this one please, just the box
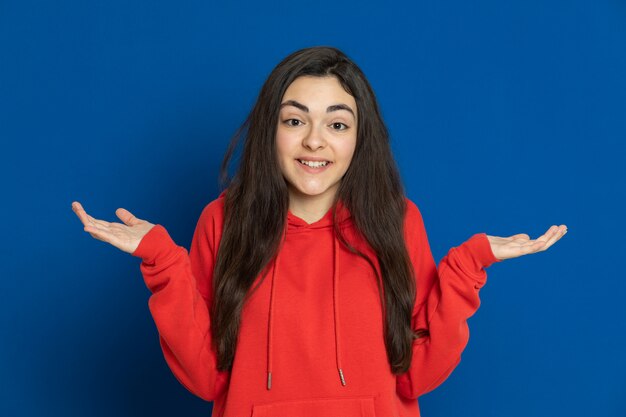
[131,190,501,417]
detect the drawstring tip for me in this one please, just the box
[267,372,272,390]
[338,368,346,386]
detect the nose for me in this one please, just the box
[302,124,326,151]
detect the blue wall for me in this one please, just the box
[2,1,624,416]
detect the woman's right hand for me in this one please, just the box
[71,201,155,255]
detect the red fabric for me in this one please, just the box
[132,190,501,417]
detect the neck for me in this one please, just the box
[287,186,338,224]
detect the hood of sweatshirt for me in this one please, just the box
[219,189,353,390]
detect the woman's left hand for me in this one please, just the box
[487,225,568,261]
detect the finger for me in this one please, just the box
[72,202,91,226]
[534,225,560,243]
[532,225,567,252]
[83,223,119,245]
[548,224,568,246]
[513,228,555,254]
[83,224,109,240]
[509,239,548,259]
[545,225,567,245]
[81,212,111,230]
[72,202,110,228]
[85,228,107,242]
[85,213,111,228]
[116,208,141,226]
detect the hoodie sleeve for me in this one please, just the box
[131,204,227,401]
[396,200,501,399]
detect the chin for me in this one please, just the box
[288,183,327,196]
[295,183,340,198]
[296,188,327,197]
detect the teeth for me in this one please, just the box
[298,159,329,168]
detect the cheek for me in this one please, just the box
[275,128,297,157]
[275,131,289,160]
[337,136,357,164]
[275,131,298,177]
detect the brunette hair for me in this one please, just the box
[212,45,427,375]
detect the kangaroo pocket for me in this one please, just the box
[251,396,377,417]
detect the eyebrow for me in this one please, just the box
[280,99,356,118]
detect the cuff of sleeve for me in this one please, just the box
[465,232,501,269]
[131,224,181,265]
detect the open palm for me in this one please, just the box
[487,224,568,261]
[71,201,155,254]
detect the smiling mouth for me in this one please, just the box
[297,159,332,168]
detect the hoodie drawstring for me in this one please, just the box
[333,232,346,386]
[266,249,277,390]
[266,229,346,390]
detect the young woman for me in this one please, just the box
[72,46,567,417]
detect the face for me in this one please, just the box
[276,75,358,209]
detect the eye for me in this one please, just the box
[331,122,349,131]
[283,118,303,127]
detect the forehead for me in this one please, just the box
[281,76,356,108]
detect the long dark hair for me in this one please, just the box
[212,45,427,375]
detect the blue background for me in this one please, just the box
[2,0,624,416]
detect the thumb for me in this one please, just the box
[511,233,530,240]
[116,208,141,226]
